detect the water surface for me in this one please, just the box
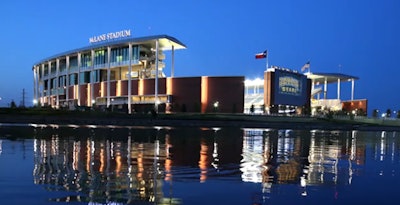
[0,125,399,204]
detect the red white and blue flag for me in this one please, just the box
[255,50,267,59]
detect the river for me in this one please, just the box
[0,124,399,204]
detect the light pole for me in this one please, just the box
[213,101,219,113]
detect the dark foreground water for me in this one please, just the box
[1,124,399,205]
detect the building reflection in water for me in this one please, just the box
[32,128,179,204]
[28,125,400,204]
[240,128,372,200]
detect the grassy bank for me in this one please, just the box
[1,107,399,131]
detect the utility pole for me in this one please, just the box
[21,88,26,108]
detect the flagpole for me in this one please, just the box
[266,55,269,70]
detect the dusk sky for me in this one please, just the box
[0,0,399,114]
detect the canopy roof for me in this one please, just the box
[305,72,359,84]
[34,34,186,65]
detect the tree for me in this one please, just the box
[372,109,379,118]
[10,100,17,108]
[386,109,392,118]
[181,104,187,112]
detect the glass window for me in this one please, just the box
[132,45,139,63]
[43,64,49,76]
[111,47,129,63]
[79,72,90,84]
[69,73,77,85]
[50,62,56,74]
[91,70,100,83]
[81,53,91,68]
[59,76,66,87]
[94,49,106,66]
[59,59,67,71]
[69,56,78,69]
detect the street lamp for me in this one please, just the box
[32,99,38,107]
[213,101,219,112]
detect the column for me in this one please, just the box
[41,64,45,106]
[311,79,316,100]
[107,46,111,108]
[77,53,81,106]
[33,66,37,106]
[171,45,174,77]
[128,43,132,114]
[351,79,355,100]
[47,62,51,106]
[323,78,327,99]
[91,49,95,106]
[56,58,60,108]
[66,56,70,106]
[337,78,341,100]
[155,40,159,112]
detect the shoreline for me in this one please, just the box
[1,111,400,131]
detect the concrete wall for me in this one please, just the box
[205,76,244,113]
[170,77,202,112]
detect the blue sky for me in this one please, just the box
[0,0,399,114]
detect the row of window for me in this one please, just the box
[43,70,118,90]
[38,46,141,77]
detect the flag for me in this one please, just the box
[255,50,267,59]
[301,61,310,71]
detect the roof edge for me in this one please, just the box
[33,34,186,66]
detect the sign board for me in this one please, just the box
[89,29,131,44]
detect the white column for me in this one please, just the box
[41,64,45,106]
[155,40,159,112]
[56,58,60,108]
[171,45,174,77]
[77,53,81,106]
[337,78,341,100]
[324,78,327,99]
[33,66,37,106]
[91,49,95,106]
[351,79,355,100]
[128,43,132,114]
[311,80,315,99]
[47,62,51,106]
[107,47,111,108]
[66,56,70,105]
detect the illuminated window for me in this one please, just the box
[116,55,123,62]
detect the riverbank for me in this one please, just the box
[1,108,400,131]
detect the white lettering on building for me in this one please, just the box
[89,29,131,44]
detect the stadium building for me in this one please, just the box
[32,31,364,116]
[244,66,366,115]
[244,67,311,115]
[32,32,244,114]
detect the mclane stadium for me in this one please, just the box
[32,30,366,115]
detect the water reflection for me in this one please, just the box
[32,128,170,204]
[239,128,397,201]
[1,125,400,204]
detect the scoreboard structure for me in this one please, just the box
[264,67,311,114]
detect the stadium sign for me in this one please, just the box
[279,76,301,96]
[89,29,131,44]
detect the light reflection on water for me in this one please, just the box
[1,126,400,204]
